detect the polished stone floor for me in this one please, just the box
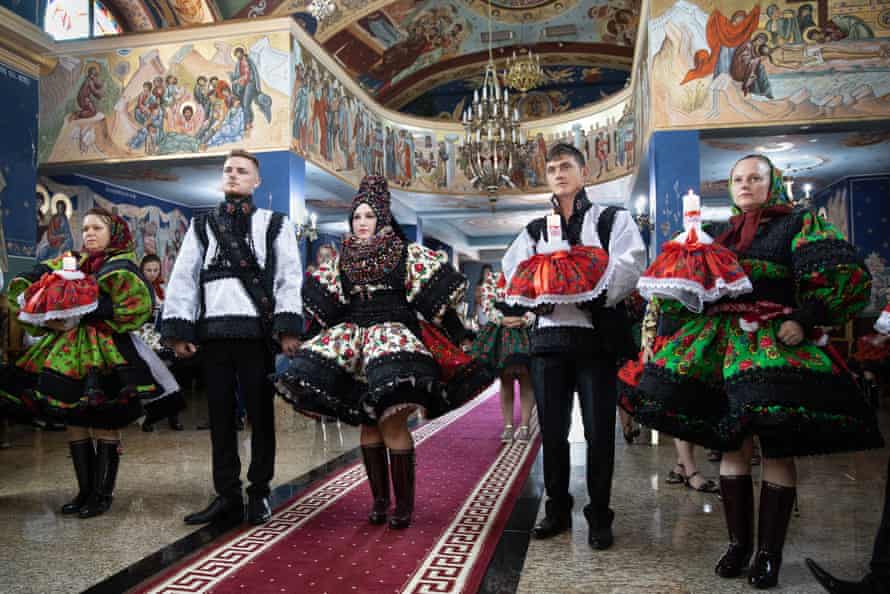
[1,391,887,594]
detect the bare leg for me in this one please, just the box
[517,368,534,429]
[92,428,121,442]
[68,426,91,442]
[361,424,383,446]
[499,372,515,431]
[720,437,754,477]
[379,408,415,451]
[676,439,716,491]
[762,456,796,487]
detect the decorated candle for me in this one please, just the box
[62,255,77,271]
[683,189,702,232]
[546,214,562,243]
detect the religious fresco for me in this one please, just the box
[398,66,630,120]
[37,177,191,278]
[321,0,635,103]
[648,0,890,129]
[39,31,291,164]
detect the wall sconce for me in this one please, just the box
[296,212,318,242]
[633,194,652,231]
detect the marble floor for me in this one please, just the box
[1,391,887,594]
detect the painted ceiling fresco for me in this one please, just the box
[319,0,640,110]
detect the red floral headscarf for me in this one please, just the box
[80,212,135,275]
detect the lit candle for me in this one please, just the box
[513,108,520,121]
[504,89,509,103]
[474,89,479,103]
[310,212,317,229]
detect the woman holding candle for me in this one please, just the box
[620,154,881,589]
[1,208,176,518]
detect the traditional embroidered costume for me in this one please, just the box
[1,216,177,429]
[637,191,752,313]
[274,177,491,426]
[503,189,646,546]
[161,190,303,523]
[17,254,99,328]
[620,170,881,457]
[470,271,532,372]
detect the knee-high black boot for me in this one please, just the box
[79,439,120,519]
[749,481,796,589]
[715,474,754,578]
[61,439,95,515]
[361,444,390,525]
[388,448,415,529]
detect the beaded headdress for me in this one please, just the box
[349,175,392,231]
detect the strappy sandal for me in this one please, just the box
[666,463,686,484]
[684,471,719,493]
[622,419,641,444]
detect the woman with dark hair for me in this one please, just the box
[620,154,882,589]
[138,253,184,432]
[1,208,178,518]
[275,175,491,529]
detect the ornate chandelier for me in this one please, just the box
[307,0,336,22]
[459,1,523,207]
[504,48,544,93]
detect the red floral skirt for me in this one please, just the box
[506,245,609,308]
[637,239,751,313]
[18,271,99,326]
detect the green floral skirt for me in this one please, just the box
[621,314,883,457]
[469,323,530,373]
[0,324,157,429]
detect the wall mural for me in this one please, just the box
[648,0,890,128]
[39,31,291,164]
[36,177,190,279]
[292,40,640,194]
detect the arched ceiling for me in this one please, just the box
[314,0,640,116]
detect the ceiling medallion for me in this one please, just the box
[307,0,336,22]
[504,47,545,92]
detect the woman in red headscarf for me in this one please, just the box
[274,176,492,530]
[620,154,882,589]
[1,207,177,519]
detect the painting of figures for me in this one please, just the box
[35,178,190,276]
[39,31,292,164]
[648,0,890,128]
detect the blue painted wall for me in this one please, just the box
[649,130,700,254]
[1,62,39,285]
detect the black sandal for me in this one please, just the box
[622,420,641,444]
[666,463,686,484]
[684,471,719,493]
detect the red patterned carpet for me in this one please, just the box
[137,386,540,593]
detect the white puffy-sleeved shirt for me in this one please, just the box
[501,190,645,355]
[160,206,303,343]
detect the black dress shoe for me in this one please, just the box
[141,422,155,432]
[184,496,243,525]
[585,507,615,550]
[806,558,883,594]
[531,513,571,539]
[247,495,272,525]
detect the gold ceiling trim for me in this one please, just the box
[0,6,58,74]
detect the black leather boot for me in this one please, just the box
[361,444,390,525]
[61,439,95,515]
[388,449,414,529]
[715,474,754,578]
[79,440,120,519]
[584,505,614,550]
[749,481,796,589]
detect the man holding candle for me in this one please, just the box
[502,143,645,549]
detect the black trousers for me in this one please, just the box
[201,339,276,499]
[530,353,617,524]
[872,458,890,579]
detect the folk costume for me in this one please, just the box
[1,214,179,518]
[161,193,303,522]
[274,175,492,529]
[470,271,532,373]
[619,157,882,588]
[502,190,646,547]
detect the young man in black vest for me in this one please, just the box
[162,149,303,525]
[502,143,645,549]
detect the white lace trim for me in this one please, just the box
[504,254,613,308]
[16,299,98,326]
[52,270,86,281]
[637,275,753,314]
[875,310,890,336]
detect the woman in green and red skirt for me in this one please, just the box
[470,270,535,443]
[620,154,882,589]
[2,207,175,518]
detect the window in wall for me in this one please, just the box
[44,0,123,40]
